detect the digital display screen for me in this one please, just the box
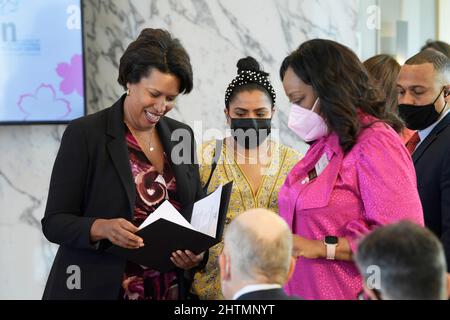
[0,0,85,124]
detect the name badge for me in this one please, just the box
[315,153,329,177]
[301,153,330,185]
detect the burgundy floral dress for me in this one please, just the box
[120,129,182,300]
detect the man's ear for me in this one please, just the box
[363,286,381,300]
[219,254,230,281]
[446,273,450,299]
[286,256,296,283]
[444,86,450,101]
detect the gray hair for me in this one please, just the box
[355,221,447,300]
[224,210,293,285]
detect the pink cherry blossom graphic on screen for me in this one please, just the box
[56,54,83,96]
[17,84,72,121]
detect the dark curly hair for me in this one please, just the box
[118,28,193,94]
[280,39,404,153]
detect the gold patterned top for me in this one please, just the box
[191,139,302,300]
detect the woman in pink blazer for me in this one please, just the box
[278,39,424,300]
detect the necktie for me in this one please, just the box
[406,132,421,155]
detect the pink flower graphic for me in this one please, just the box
[17,84,71,121]
[56,54,83,96]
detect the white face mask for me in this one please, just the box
[288,98,328,142]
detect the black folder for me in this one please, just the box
[106,181,233,272]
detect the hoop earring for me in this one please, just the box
[126,89,130,96]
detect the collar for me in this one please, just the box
[418,108,450,143]
[321,133,341,157]
[232,283,282,300]
[317,110,380,157]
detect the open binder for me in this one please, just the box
[106,181,233,272]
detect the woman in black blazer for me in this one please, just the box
[42,29,205,300]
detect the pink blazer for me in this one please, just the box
[279,114,424,300]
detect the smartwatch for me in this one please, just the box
[324,236,339,260]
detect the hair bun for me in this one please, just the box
[237,56,262,72]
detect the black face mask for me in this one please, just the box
[230,118,272,150]
[399,88,447,130]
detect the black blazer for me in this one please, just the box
[236,288,301,300]
[413,112,450,271]
[41,96,204,299]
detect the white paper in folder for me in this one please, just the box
[138,200,194,231]
[138,184,224,238]
[190,184,223,238]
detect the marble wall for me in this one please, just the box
[0,0,361,299]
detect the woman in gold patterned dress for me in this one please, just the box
[191,57,301,300]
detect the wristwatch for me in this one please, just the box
[324,236,339,260]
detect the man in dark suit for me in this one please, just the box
[397,50,450,270]
[218,209,300,300]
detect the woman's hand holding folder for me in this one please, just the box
[171,250,205,270]
[90,218,145,249]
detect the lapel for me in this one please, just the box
[156,117,193,212]
[413,113,450,164]
[106,95,136,218]
[297,135,342,211]
[285,134,342,212]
